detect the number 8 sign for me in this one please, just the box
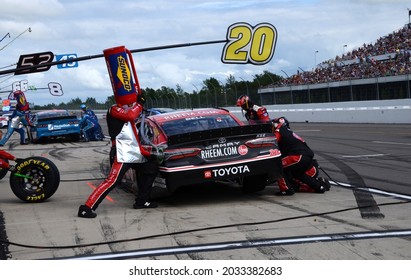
[221,22,277,65]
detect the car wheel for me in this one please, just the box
[9,156,60,202]
[241,174,267,193]
[70,134,80,142]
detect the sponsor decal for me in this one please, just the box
[238,145,248,155]
[201,146,238,159]
[162,110,222,121]
[201,141,241,159]
[270,148,281,156]
[204,165,250,178]
[116,55,132,92]
[47,123,75,130]
[218,137,226,144]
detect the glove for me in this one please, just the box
[8,165,16,173]
[151,147,164,164]
[137,93,146,105]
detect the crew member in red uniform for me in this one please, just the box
[0,149,21,171]
[272,117,330,195]
[78,93,159,218]
[236,95,270,124]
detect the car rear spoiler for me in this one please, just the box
[167,123,273,146]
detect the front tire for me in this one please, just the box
[9,156,60,202]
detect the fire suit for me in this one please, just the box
[83,102,158,211]
[243,105,270,124]
[274,122,326,194]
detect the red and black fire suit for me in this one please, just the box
[273,120,325,193]
[243,105,270,124]
[84,103,158,210]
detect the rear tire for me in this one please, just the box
[241,174,267,193]
[9,156,60,202]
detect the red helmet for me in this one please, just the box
[13,90,30,111]
[236,95,253,110]
[272,117,290,129]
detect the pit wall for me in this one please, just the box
[224,99,411,124]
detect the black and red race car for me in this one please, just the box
[134,108,283,195]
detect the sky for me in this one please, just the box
[0,0,410,105]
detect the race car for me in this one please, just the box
[133,108,283,195]
[29,109,81,143]
[144,107,176,116]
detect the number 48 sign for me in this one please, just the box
[221,22,277,65]
[55,54,78,69]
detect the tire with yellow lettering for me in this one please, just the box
[9,156,60,202]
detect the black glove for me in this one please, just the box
[8,165,16,173]
[151,147,164,164]
[137,93,146,105]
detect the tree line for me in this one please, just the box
[33,71,281,110]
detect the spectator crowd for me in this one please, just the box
[277,24,411,87]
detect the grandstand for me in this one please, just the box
[259,24,411,106]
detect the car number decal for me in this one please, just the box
[221,22,277,65]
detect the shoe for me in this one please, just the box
[20,142,29,145]
[275,189,295,196]
[315,186,326,193]
[318,177,331,191]
[78,205,97,218]
[133,201,158,209]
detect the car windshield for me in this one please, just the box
[37,110,69,120]
[160,114,239,135]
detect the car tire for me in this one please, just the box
[9,156,60,202]
[241,174,267,193]
[70,134,81,142]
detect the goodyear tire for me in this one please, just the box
[9,156,60,202]
[0,158,8,180]
[241,174,267,193]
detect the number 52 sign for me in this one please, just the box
[221,22,277,65]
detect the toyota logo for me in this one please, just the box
[218,137,226,144]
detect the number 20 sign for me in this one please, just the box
[221,22,277,65]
